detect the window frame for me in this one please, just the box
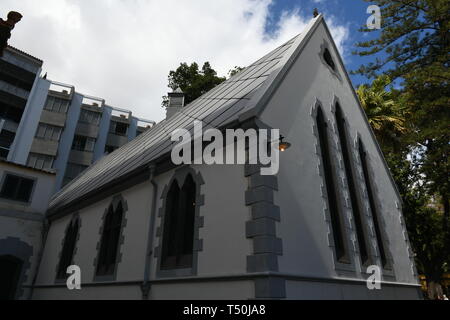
[71,135,96,153]
[323,48,336,71]
[319,41,342,81]
[44,96,70,114]
[93,196,127,282]
[35,123,63,142]
[160,175,197,271]
[358,139,391,270]
[104,145,118,155]
[109,121,129,137]
[335,103,372,267]
[27,153,54,170]
[0,172,36,204]
[315,106,349,264]
[63,162,88,185]
[0,129,15,159]
[156,167,205,278]
[79,109,101,126]
[55,214,81,282]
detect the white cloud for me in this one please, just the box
[1,0,349,122]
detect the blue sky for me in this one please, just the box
[1,0,382,121]
[267,0,380,86]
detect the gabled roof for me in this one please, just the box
[48,15,324,213]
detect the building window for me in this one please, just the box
[161,174,196,270]
[63,163,88,186]
[323,48,336,71]
[0,130,15,159]
[71,135,96,152]
[96,202,124,277]
[35,123,62,142]
[79,109,101,126]
[0,103,24,123]
[0,59,35,91]
[104,145,118,155]
[27,153,54,170]
[44,96,69,113]
[56,216,80,280]
[0,174,35,203]
[335,104,370,265]
[359,140,388,268]
[109,121,128,136]
[316,107,347,262]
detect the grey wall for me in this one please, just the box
[259,21,418,294]
[33,163,253,300]
[0,162,56,299]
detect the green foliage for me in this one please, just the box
[387,151,449,281]
[162,62,226,108]
[228,66,245,78]
[353,0,450,82]
[354,0,449,284]
[356,75,407,153]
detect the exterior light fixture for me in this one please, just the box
[278,136,291,152]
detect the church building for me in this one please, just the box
[30,15,421,300]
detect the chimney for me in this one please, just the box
[166,87,185,119]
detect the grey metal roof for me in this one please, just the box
[49,16,322,212]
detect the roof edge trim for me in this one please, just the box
[238,14,324,123]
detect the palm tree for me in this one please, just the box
[357,75,407,153]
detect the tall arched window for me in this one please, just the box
[335,104,370,265]
[161,174,197,270]
[56,216,80,280]
[358,140,388,268]
[96,202,124,276]
[316,107,347,261]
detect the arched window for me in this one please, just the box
[358,140,388,268]
[96,202,124,276]
[335,104,369,264]
[161,174,197,270]
[323,48,336,71]
[56,216,80,280]
[0,255,23,300]
[316,107,347,261]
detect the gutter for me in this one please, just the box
[141,165,158,300]
[28,217,51,300]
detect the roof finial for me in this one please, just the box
[0,11,23,56]
[313,8,319,18]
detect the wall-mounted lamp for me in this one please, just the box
[278,136,292,152]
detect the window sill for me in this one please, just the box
[157,267,195,279]
[0,196,31,206]
[93,274,117,283]
[71,149,94,153]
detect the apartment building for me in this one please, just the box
[0,46,155,192]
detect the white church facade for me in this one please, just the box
[28,15,421,300]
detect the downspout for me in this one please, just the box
[28,217,51,300]
[141,165,158,300]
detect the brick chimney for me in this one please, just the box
[166,87,185,119]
